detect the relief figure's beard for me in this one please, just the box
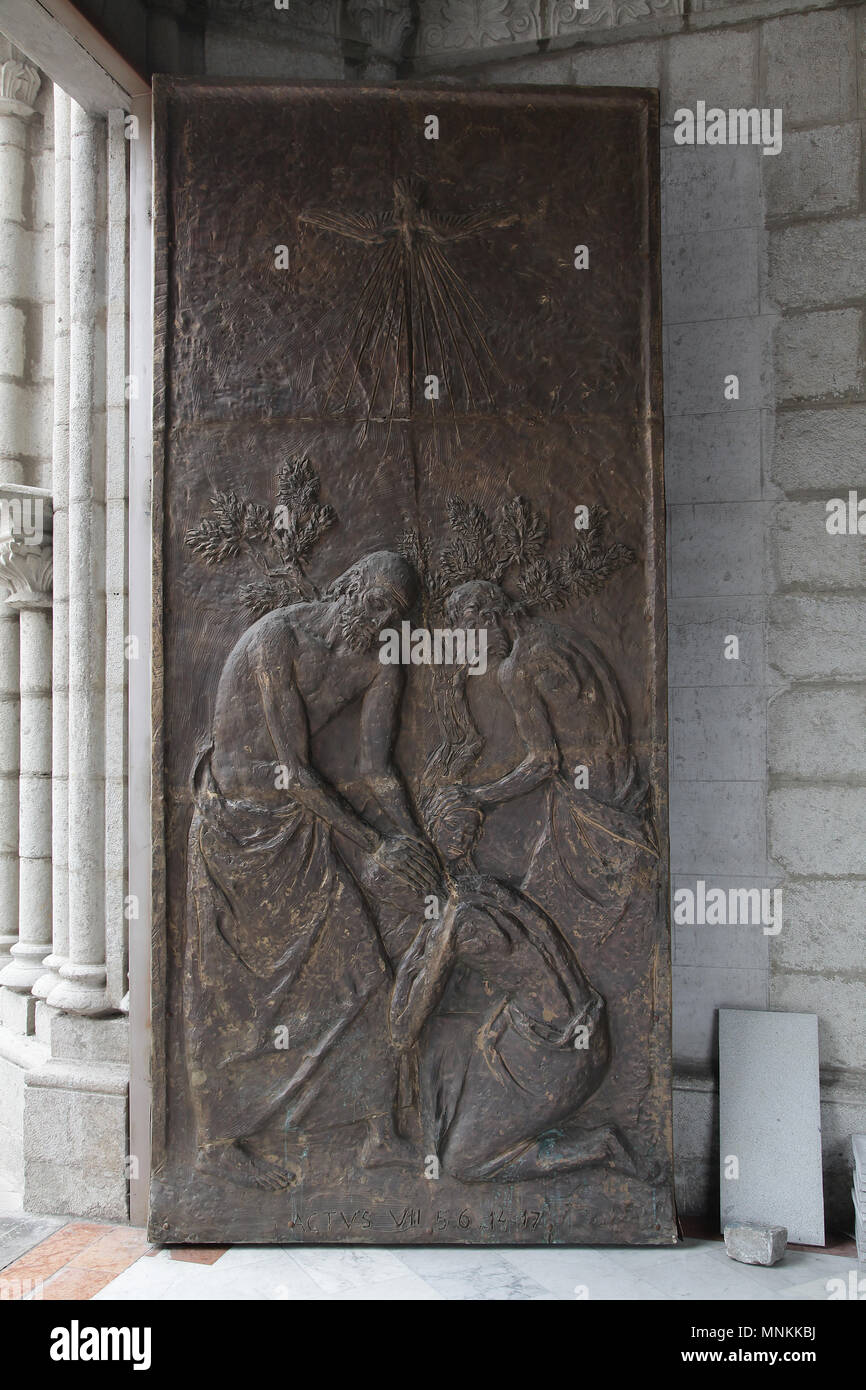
[340,605,379,652]
[478,624,509,659]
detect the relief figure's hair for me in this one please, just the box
[323,549,418,613]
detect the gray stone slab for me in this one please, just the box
[673,966,768,1067]
[670,780,768,876]
[669,597,767,687]
[665,316,772,415]
[665,410,762,505]
[663,229,760,325]
[662,145,761,236]
[768,687,866,780]
[0,1214,65,1273]
[769,975,866,1074]
[773,880,866,977]
[669,501,766,599]
[664,28,757,122]
[772,405,866,493]
[671,686,766,782]
[569,40,661,93]
[203,34,344,79]
[768,218,866,311]
[673,877,775,971]
[719,1008,824,1246]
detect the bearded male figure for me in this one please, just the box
[184,551,439,1190]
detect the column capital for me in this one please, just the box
[0,538,53,610]
[0,56,41,119]
[346,0,414,76]
[0,485,53,609]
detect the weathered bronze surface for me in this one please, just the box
[150,79,674,1245]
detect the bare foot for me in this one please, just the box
[196,1141,297,1191]
[454,1123,644,1182]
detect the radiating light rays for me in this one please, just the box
[299,178,513,451]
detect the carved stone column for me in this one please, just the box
[0,491,53,997]
[0,48,41,983]
[0,43,41,486]
[34,87,71,1002]
[0,562,19,974]
[47,102,109,1017]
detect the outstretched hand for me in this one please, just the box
[373,834,441,896]
[425,784,481,820]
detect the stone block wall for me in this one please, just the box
[762,1,866,1227]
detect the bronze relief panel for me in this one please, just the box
[150,80,674,1245]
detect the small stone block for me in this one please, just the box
[724,1223,788,1266]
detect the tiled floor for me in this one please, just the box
[0,1212,859,1300]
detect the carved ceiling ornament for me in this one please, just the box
[419,0,684,52]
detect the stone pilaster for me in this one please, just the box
[0,48,42,988]
[0,491,53,1003]
[35,88,71,1003]
[0,43,41,486]
[0,564,19,975]
[47,102,109,1018]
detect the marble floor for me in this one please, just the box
[0,1203,859,1301]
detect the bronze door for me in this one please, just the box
[150,79,674,1245]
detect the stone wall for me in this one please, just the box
[763,3,866,1230]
